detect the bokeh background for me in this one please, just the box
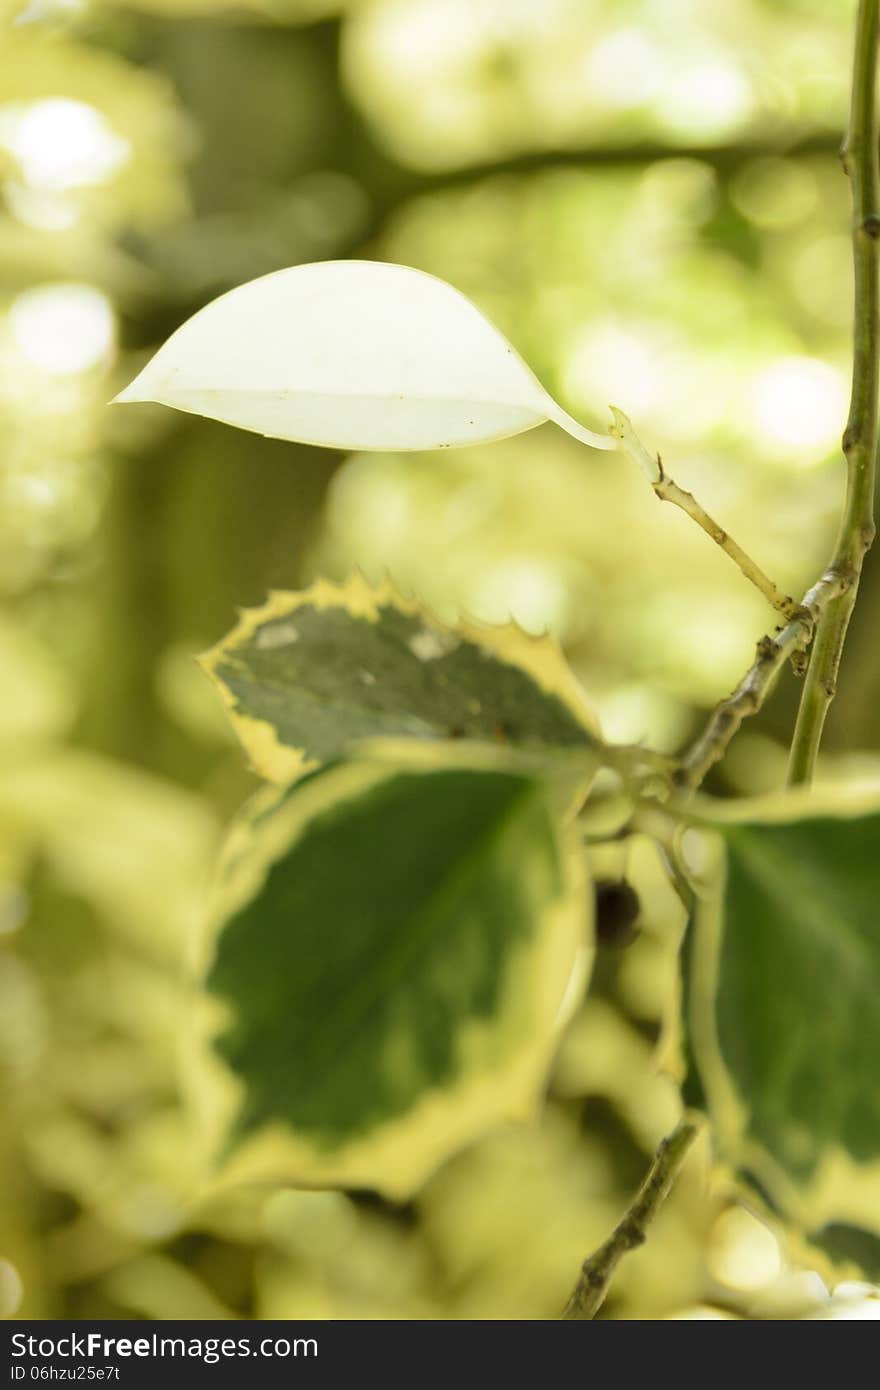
[2,0,879,1320]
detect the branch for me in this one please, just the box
[787,0,880,785]
[654,471,797,619]
[610,409,796,619]
[676,570,848,790]
[365,134,847,242]
[561,1118,699,1320]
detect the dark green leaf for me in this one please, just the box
[683,788,880,1269]
[201,749,589,1197]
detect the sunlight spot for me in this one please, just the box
[368,0,480,82]
[751,356,848,459]
[0,99,130,191]
[584,28,664,108]
[657,60,754,141]
[10,284,115,376]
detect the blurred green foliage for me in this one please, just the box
[1,0,879,1320]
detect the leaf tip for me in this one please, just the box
[110,378,147,406]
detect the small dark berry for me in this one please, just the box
[594,879,640,948]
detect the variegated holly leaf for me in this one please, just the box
[200,575,602,790]
[680,777,880,1278]
[192,747,590,1198]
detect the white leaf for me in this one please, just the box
[114,260,614,453]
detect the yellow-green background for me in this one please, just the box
[1,0,878,1320]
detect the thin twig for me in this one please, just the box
[676,571,847,791]
[788,0,880,784]
[678,627,803,791]
[654,468,797,618]
[610,408,797,619]
[561,1118,700,1320]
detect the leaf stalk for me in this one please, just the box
[610,408,797,619]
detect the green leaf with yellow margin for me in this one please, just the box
[190,743,590,1199]
[199,574,601,785]
[679,775,880,1275]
